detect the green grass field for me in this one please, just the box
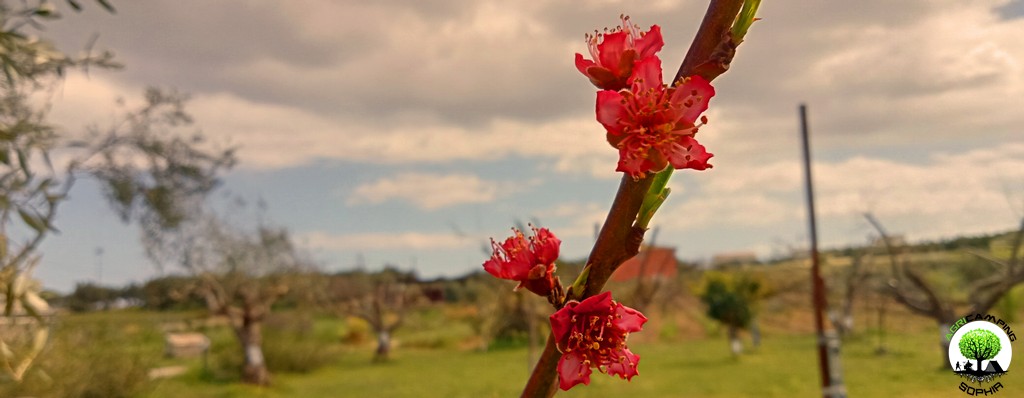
[12,288,1023,398]
[144,324,1019,398]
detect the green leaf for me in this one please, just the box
[97,0,116,13]
[42,151,53,171]
[567,264,591,301]
[18,209,48,233]
[16,148,31,178]
[33,3,58,18]
[45,193,66,204]
[636,166,674,229]
[31,328,49,354]
[731,0,761,43]
[0,341,14,360]
[731,0,762,43]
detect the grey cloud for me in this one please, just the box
[37,0,1024,169]
[43,0,594,127]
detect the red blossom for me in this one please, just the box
[482,227,561,297]
[550,291,648,391]
[596,56,716,179]
[575,15,664,91]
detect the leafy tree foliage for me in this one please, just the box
[0,0,233,384]
[698,271,764,355]
[140,205,312,385]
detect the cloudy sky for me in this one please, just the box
[27,0,1024,292]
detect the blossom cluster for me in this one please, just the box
[482,15,721,393]
[576,15,716,179]
[550,291,648,390]
[482,226,560,297]
[482,226,647,391]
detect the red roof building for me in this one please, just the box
[610,246,678,282]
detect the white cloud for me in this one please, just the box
[534,201,607,239]
[347,172,514,210]
[46,1,1024,183]
[658,143,1024,241]
[299,230,472,251]
[46,75,613,171]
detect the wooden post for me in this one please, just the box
[799,104,847,398]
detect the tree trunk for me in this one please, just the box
[875,297,887,354]
[728,325,742,356]
[750,319,761,348]
[237,319,270,385]
[375,330,391,361]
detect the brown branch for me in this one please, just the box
[901,267,949,318]
[972,272,1024,316]
[865,213,951,319]
[884,281,933,317]
[863,213,903,277]
[971,218,1024,313]
[674,0,744,83]
[582,185,653,299]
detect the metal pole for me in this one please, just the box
[799,104,846,398]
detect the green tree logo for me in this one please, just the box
[959,328,1002,373]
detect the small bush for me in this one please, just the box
[203,312,339,380]
[1,321,156,398]
[262,313,338,373]
[341,316,371,345]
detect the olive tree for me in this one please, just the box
[138,205,309,385]
[1,0,231,384]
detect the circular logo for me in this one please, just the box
[949,320,1013,384]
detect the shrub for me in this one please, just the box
[203,312,339,380]
[1,321,156,398]
[262,313,338,373]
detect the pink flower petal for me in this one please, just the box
[574,53,596,75]
[550,305,574,347]
[613,303,648,332]
[670,75,715,124]
[596,90,627,133]
[667,136,713,171]
[634,25,664,59]
[615,151,651,179]
[574,291,613,314]
[628,56,663,92]
[558,351,592,391]
[606,348,641,381]
[596,31,628,75]
[483,257,529,281]
[532,227,561,265]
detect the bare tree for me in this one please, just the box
[829,247,873,338]
[366,282,415,361]
[326,268,420,362]
[866,212,1024,365]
